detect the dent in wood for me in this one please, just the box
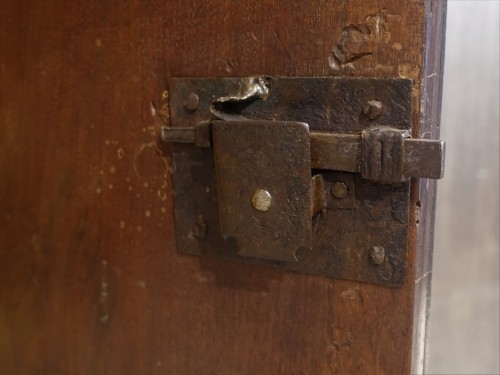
[330,325,357,351]
[329,9,392,70]
[340,286,363,305]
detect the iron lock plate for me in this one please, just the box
[163,77,445,286]
[213,120,312,262]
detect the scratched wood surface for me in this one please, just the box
[0,1,445,374]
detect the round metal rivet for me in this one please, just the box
[252,189,272,211]
[331,182,349,199]
[184,93,200,111]
[369,246,385,265]
[363,100,383,120]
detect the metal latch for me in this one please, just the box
[163,77,445,286]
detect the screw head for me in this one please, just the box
[369,246,385,265]
[252,189,272,211]
[363,100,383,120]
[184,93,200,111]
[331,182,349,199]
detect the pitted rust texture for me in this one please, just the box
[168,77,412,286]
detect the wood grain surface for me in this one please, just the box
[0,1,445,374]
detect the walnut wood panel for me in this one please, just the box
[0,1,445,374]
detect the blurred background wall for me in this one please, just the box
[427,1,500,374]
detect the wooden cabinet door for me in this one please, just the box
[0,1,446,374]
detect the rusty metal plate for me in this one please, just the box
[168,77,412,286]
[212,121,312,262]
[168,77,412,133]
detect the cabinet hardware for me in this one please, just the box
[163,77,445,285]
